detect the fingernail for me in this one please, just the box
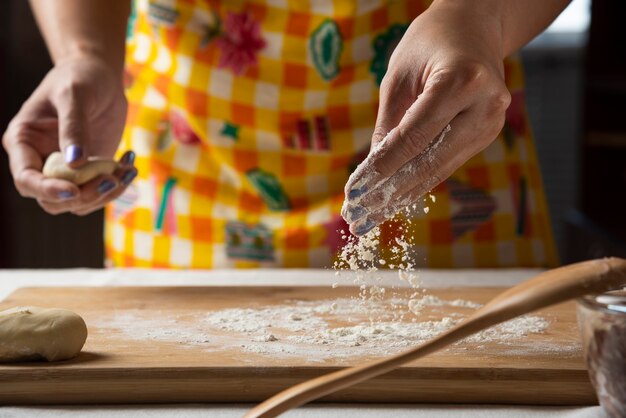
[58,190,76,200]
[121,169,137,185]
[120,151,135,165]
[65,145,83,163]
[347,204,368,222]
[355,219,376,236]
[98,180,116,195]
[348,187,367,200]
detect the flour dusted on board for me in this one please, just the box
[92,298,556,360]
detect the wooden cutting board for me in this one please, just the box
[0,286,594,405]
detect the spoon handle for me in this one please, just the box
[244,257,626,418]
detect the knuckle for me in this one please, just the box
[57,78,87,102]
[38,201,62,216]
[14,183,29,199]
[379,72,399,93]
[1,131,10,150]
[372,125,391,143]
[445,61,494,98]
[456,61,488,87]
[424,68,456,93]
[76,207,98,216]
[13,172,31,198]
[397,125,430,159]
[486,88,512,115]
[380,71,412,96]
[4,120,30,146]
[0,123,16,149]
[426,62,497,99]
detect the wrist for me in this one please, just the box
[429,0,506,59]
[57,44,125,78]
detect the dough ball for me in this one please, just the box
[0,306,88,362]
[42,152,118,185]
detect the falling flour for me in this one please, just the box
[92,131,559,361]
[329,164,549,358]
[89,213,561,361]
[333,203,430,325]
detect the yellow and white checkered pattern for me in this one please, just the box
[105,0,558,269]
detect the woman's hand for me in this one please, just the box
[2,54,136,215]
[342,1,512,236]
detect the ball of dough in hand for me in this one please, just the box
[43,152,119,185]
[0,306,88,362]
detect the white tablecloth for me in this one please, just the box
[0,268,606,418]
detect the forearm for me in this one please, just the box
[433,0,571,57]
[30,0,130,74]
[499,0,571,55]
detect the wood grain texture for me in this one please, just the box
[245,258,626,417]
[0,286,595,405]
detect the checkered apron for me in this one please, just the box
[105,0,558,268]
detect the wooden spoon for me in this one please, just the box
[245,257,626,418]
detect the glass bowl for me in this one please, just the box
[577,290,626,418]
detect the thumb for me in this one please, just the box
[55,89,90,168]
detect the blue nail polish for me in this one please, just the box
[65,145,83,163]
[98,180,116,194]
[355,219,376,236]
[121,151,136,165]
[121,169,137,185]
[348,187,367,200]
[348,205,367,222]
[58,190,75,200]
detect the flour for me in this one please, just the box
[465,316,550,344]
[343,124,451,224]
[407,294,483,315]
[92,296,551,360]
[253,334,278,342]
[334,203,428,325]
[94,311,213,345]
[345,127,398,204]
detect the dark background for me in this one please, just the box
[0,2,104,267]
[0,1,624,268]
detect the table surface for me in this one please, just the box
[0,268,606,418]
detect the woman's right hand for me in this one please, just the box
[2,54,136,215]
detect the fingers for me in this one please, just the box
[345,70,466,202]
[343,122,451,225]
[3,115,79,201]
[37,173,119,215]
[347,106,504,236]
[5,114,137,215]
[36,151,137,216]
[53,82,90,168]
[342,120,454,225]
[71,163,138,216]
[15,169,80,202]
[73,151,137,215]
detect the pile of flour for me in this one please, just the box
[204,295,549,355]
[94,294,551,360]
